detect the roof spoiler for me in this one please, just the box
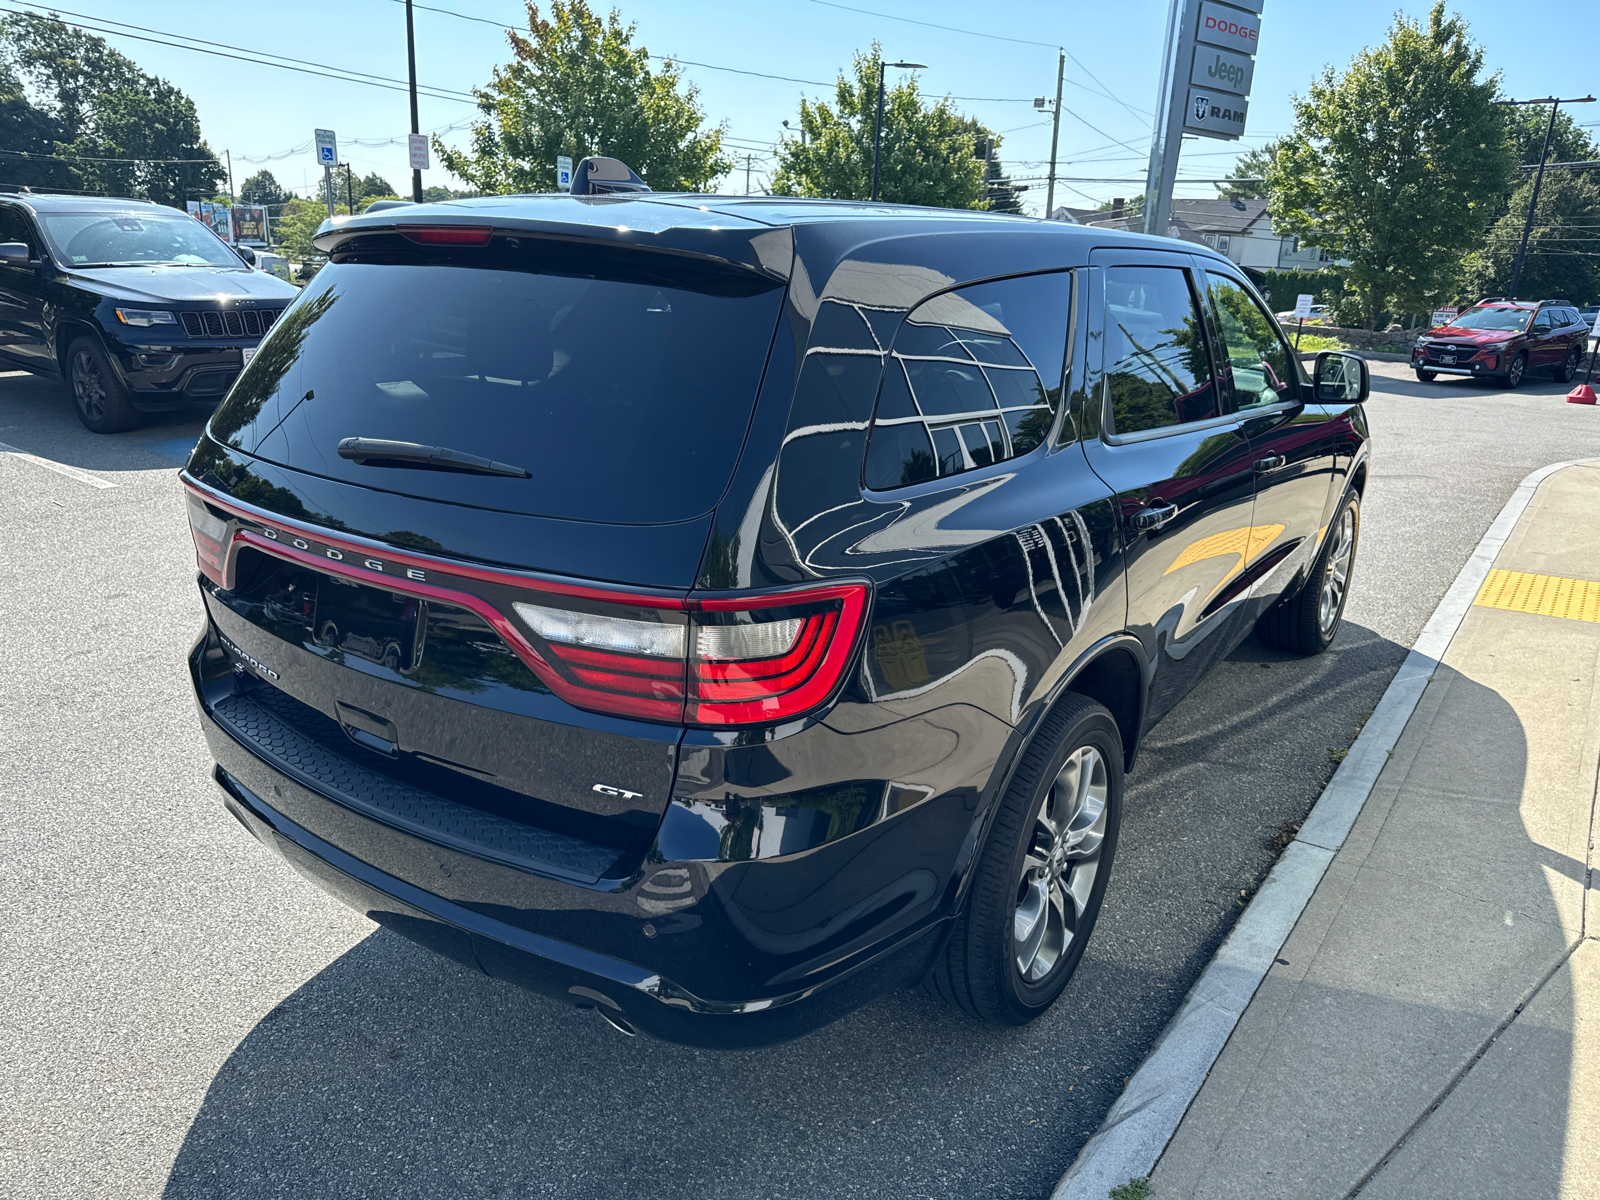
[570,157,650,196]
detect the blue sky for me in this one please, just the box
[72,1,1600,213]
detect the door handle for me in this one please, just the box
[1131,502,1179,531]
[1254,454,1286,472]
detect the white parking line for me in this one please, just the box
[0,441,118,489]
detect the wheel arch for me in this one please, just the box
[55,319,108,379]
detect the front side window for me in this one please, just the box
[863,272,1069,490]
[1205,271,1299,409]
[1103,266,1217,435]
[37,210,240,268]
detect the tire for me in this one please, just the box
[1554,346,1582,384]
[68,336,138,433]
[1255,493,1360,656]
[1500,351,1527,390]
[926,693,1123,1025]
[1415,369,1436,382]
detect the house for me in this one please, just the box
[1054,197,1339,271]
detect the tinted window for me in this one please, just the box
[1534,310,1554,331]
[0,207,37,255]
[209,260,785,524]
[1205,272,1299,409]
[1103,266,1217,434]
[863,273,1068,490]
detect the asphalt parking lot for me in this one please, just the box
[6,360,1600,1200]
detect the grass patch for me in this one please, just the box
[1328,747,1349,764]
[1110,1178,1152,1200]
[1293,333,1342,352]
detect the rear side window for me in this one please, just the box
[1103,266,1217,434]
[209,260,785,524]
[863,272,1069,490]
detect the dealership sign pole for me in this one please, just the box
[1142,0,1264,237]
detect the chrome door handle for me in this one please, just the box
[1131,502,1179,531]
[1254,454,1286,471]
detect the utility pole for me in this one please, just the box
[1497,95,1595,299]
[871,58,926,202]
[225,149,235,202]
[405,0,423,204]
[745,154,753,195]
[344,163,355,215]
[1045,50,1063,219]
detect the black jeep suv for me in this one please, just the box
[183,193,1370,1045]
[0,190,299,432]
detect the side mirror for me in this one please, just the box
[235,245,257,266]
[0,242,30,264]
[1313,350,1369,403]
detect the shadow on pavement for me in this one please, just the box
[1153,662,1579,1199]
[159,621,1423,1200]
[0,371,208,471]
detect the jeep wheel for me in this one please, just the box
[69,336,138,434]
[926,693,1122,1025]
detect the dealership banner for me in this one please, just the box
[231,205,267,245]
[186,200,239,243]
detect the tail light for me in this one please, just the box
[509,583,869,727]
[397,225,492,246]
[186,492,229,586]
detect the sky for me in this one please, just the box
[44,0,1600,215]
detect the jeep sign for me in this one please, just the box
[1196,1,1261,56]
[1182,89,1250,140]
[1189,46,1254,96]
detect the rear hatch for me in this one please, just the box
[188,206,805,882]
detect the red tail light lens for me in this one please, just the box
[689,584,870,726]
[509,583,869,726]
[397,224,493,245]
[186,492,229,586]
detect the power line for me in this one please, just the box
[0,4,479,104]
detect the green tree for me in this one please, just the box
[1215,140,1278,199]
[271,198,330,260]
[240,170,290,206]
[0,13,224,204]
[771,48,987,209]
[1267,3,1514,327]
[1509,105,1599,167]
[436,0,728,194]
[1459,169,1600,303]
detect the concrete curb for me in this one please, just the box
[1050,456,1600,1200]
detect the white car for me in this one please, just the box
[1275,303,1328,324]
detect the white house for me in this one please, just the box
[1059,197,1339,271]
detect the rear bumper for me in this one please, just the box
[192,643,948,1047]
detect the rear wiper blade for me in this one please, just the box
[336,437,530,478]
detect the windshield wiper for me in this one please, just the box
[336,437,531,478]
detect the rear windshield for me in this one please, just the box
[1449,306,1531,331]
[210,259,785,524]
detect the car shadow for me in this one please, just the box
[1368,361,1581,401]
[0,371,209,471]
[157,621,1484,1200]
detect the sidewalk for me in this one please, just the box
[1140,463,1600,1197]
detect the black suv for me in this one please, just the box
[0,190,299,432]
[1412,299,1590,387]
[183,193,1370,1045]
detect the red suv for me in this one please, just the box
[1412,300,1590,387]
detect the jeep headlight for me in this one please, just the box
[115,308,178,327]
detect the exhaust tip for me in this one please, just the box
[596,1007,637,1037]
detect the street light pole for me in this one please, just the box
[1498,95,1595,300]
[871,59,925,202]
[405,0,423,204]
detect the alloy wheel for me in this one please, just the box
[1507,354,1525,388]
[1013,745,1109,983]
[72,350,106,424]
[1319,505,1355,637]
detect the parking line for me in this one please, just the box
[0,441,118,489]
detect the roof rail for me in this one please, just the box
[0,182,141,198]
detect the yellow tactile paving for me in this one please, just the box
[1473,568,1600,623]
